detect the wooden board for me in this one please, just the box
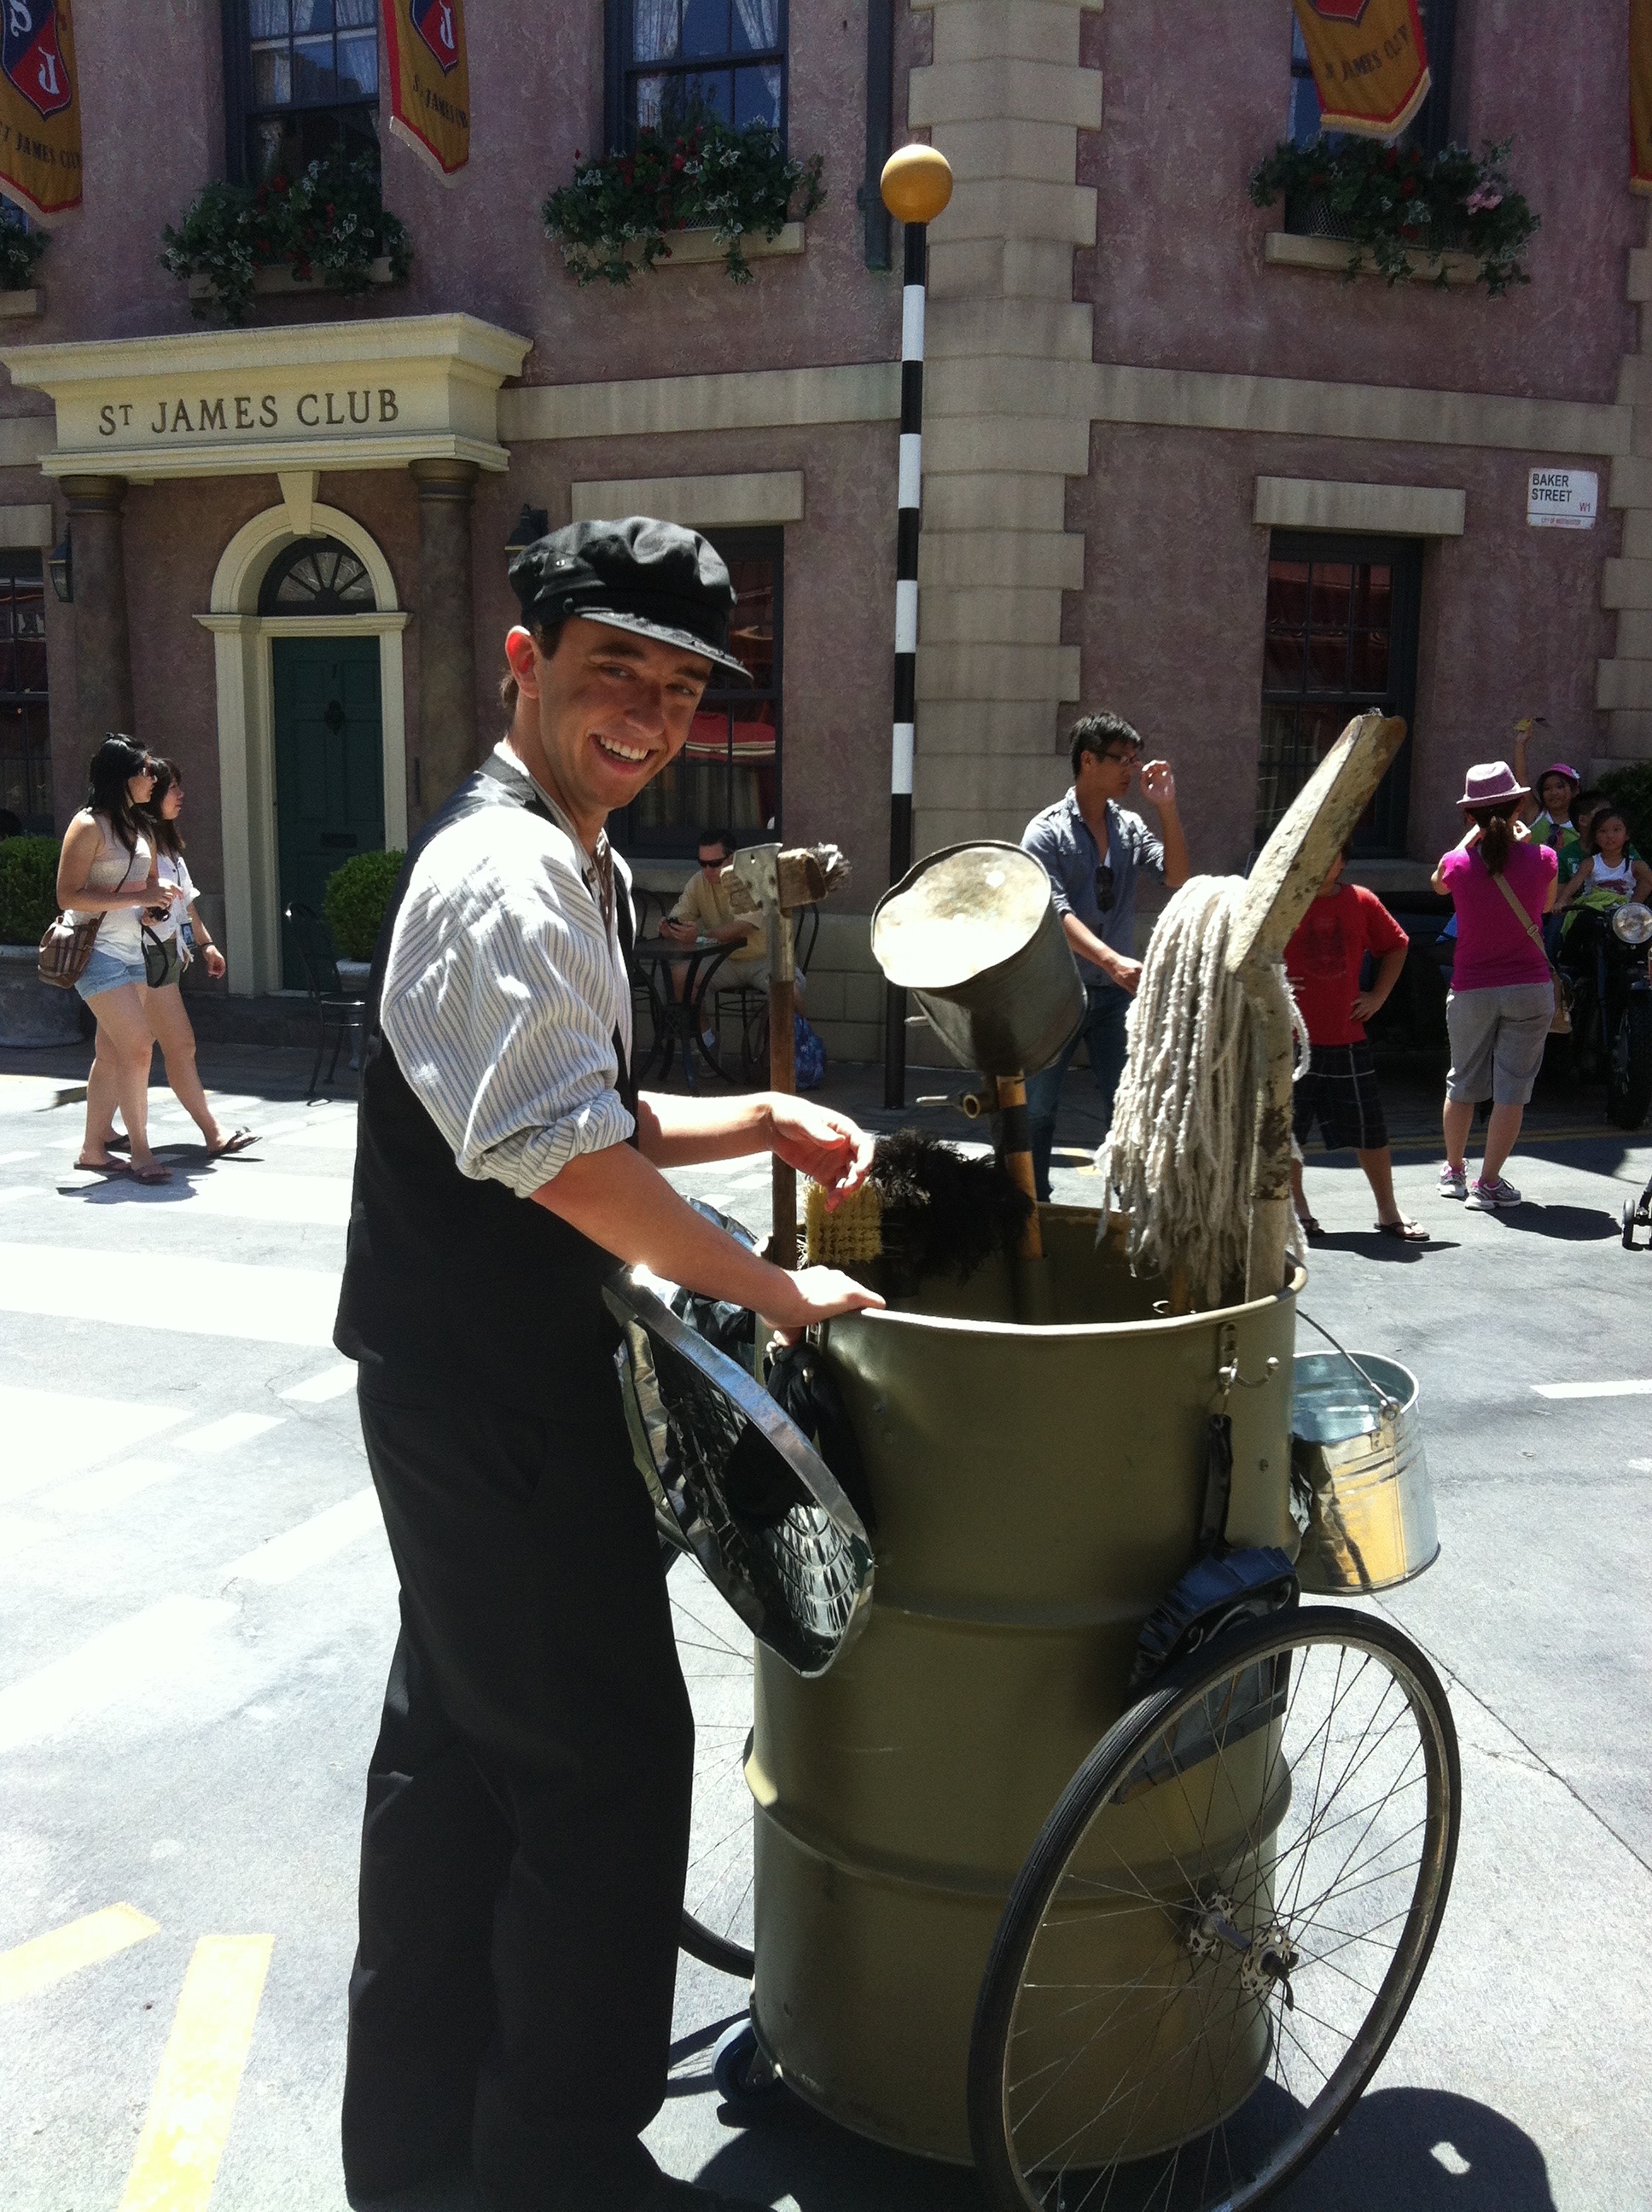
[1225,713,1408,977]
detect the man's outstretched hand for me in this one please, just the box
[768,1095,875,1207]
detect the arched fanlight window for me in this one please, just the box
[259,537,376,615]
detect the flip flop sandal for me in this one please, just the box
[106,1132,131,1151]
[1296,1214,1323,1239]
[129,1162,172,1185]
[1376,1218,1428,1242]
[207,1129,259,1157]
[74,1155,131,1176]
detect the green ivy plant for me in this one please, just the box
[0,835,61,945]
[1249,137,1539,295]
[323,848,405,962]
[161,154,412,326]
[0,209,46,295]
[543,119,825,287]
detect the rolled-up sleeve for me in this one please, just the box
[1021,815,1073,916]
[381,816,634,1199]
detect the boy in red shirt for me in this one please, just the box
[1286,847,1426,1240]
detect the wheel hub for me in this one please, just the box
[1241,1923,1300,2010]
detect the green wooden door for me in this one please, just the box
[273,637,384,987]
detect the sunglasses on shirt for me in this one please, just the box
[1095,862,1115,914]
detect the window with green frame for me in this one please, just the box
[616,527,782,859]
[0,551,50,835]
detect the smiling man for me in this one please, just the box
[333,519,880,2212]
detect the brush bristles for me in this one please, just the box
[805,1179,884,1266]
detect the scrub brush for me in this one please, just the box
[806,1129,1032,1290]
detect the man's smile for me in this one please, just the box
[592,731,653,766]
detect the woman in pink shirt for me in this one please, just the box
[1430,760,1558,1210]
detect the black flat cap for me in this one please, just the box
[508,515,749,681]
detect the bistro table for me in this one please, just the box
[631,933,742,1091]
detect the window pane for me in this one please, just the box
[248,0,291,37]
[1265,557,1309,629]
[1307,562,1351,633]
[633,71,667,130]
[293,34,341,98]
[732,0,780,51]
[633,0,681,61]
[337,30,377,96]
[292,0,337,30]
[1262,626,1305,692]
[733,63,780,130]
[13,639,45,692]
[1287,71,1320,147]
[252,45,293,104]
[681,0,728,56]
[336,0,376,23]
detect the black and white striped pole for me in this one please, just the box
[879,142,953,1111]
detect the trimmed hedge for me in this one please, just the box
[323,848,404,961]
[0,835,61,945]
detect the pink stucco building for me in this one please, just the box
[0,2,1644,1055]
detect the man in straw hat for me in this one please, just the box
[334,518,882,2212]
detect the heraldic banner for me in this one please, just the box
[385,0,470,181]
[1290,0,1432,140]
[1633,0,1652,192]
[0,0,81,224]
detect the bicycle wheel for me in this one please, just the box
[669,1552,757,1979]
[969,1606,1458,2212]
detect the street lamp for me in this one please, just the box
[878,141,953,1109]
[47,530,71,603]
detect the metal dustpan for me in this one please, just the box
[607,1277,875,1677]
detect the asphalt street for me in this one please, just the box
[0,1044,1649,2212]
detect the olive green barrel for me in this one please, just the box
[747,1208,1303,2162]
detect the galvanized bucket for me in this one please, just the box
[870,841,1084,1078]
[1290,1351,1439,1593]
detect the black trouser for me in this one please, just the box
[343,1365,694,2212]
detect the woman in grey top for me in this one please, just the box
[55,734,183,1184]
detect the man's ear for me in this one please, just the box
[504,626,541,698]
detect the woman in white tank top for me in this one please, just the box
[54,735,183,1183]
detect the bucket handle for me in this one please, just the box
[1297,1308,1400,1412]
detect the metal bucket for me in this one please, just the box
[870,841,1084,1077]
[1290,1351,1439,1593]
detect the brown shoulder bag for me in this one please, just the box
[1492,870,1571,1036]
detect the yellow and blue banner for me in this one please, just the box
[0,0,80,224]
[385,0,470,182]
[1289,0,1432,141]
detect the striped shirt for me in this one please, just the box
[380,744,635,1201]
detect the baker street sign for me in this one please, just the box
[100,387,404,439]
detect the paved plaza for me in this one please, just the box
[0,1043,1649,2212]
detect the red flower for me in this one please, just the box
[1383,148,1399,172]
[325,203,335,220]
[273,172,288,192]
[672,154,685,171]
[1400,177,1417,198]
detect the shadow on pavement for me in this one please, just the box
[1307,1233,1461,1261]
[1474,1204,1619,1242]
[1274,2086,1557,2209]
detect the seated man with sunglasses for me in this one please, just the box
[1021,712,1189,1197]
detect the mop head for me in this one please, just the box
[806,1129,1032,1286]
[1096,876,1306,1309]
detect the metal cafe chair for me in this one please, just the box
[282,903,365,1100]
[712,902,818,1080]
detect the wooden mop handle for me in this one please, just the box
[993,1074,1044,1260]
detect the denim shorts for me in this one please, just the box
[75,944,148,1000]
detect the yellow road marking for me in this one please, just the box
[0,1902,159,2008]
[118,1935,272,2212]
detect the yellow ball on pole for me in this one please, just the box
[879,143,953,227]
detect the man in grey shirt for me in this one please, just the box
[1020,711,1190,1197]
